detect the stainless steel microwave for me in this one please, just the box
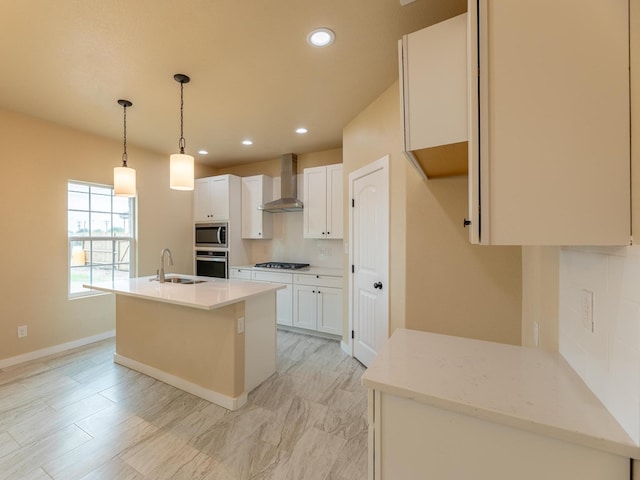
[195,223,227,248]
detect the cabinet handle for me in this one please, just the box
[463,218,471,228]
[322,232,325,235]
[258,232,262,236]
[327,232,330,235]
[316,275,319,278]
[312,290,316,293]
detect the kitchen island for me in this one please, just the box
[362,329,640,480]
[84,275,284,410]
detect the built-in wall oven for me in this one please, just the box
[195,250,228,279]
[195,222,227,248]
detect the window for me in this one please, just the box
[67,181,136,297]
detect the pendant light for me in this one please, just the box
[170,73,194,191]
[114,99,136,197]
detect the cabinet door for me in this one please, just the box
[194,178,213,222]
[317,286,342,336]
[469,0,630,245]
[229,268,251,280]
[326,164,343,239]
[293,284,317,330]
[242,175,272,239]
[400,13,468,179]
[303,166,328,239]
[276,284,293,327]
[210,176,230,221]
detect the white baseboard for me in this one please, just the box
[0,330,116,369]
[341,340,352,356]
[114,353,248,411]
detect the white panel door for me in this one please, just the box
[326,164,343,239]
[210,176,229,221]
[194,178,212,222]
[276,284,293,327]
[317,286,342,336]
[350,156,389,367]
[303,166,328,238]
[293,284,317,330]
[242,176,261,238]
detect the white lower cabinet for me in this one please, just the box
[230,268,343,336]
[293,274,342,336]
[250,270,293,327]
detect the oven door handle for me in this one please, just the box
[196,257,227,263]
[217,228,222,245]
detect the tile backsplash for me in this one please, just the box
[560,246,640,443]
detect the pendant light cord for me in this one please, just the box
[179,81,186,154]
[122,104,128,167]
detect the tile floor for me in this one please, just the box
[0,330,368,480]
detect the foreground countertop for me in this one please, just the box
[232,265,343,277]
[83,275,284,311]
[361,328,639,459]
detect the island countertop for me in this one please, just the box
[361,328,640,459]
[83,275,284,311]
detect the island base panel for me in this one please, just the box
[115,296,244,404]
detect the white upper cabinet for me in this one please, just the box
[468,0,630,245]
[303,164,343,239]
[241,175,273,239]
[194,175,239,223]
[399,13,468,179]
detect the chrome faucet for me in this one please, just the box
[158,248,174,283]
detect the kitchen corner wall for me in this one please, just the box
[0,108,194,364]
[343,82,522,344]
[559,247,640,444]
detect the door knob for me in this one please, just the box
[463,218,471,227]
[373,282,383,290]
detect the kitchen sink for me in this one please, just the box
[150,276,206,284]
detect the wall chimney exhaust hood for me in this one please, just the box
[258,153,303,212]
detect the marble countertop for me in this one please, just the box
[83,275,284,311]
[231,265,343,277]
[361,328,640,459]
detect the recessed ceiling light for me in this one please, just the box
[296,127,308,134]
[197,150,208,155]
[307,28,335,48]
[242,139,253,146]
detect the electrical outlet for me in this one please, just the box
[237,317,245,334]
[580,289,595,332]
[17,325,27,338]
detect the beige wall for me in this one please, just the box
[521,0,640,351]
[343,82,521,344]
[0,108,194,362]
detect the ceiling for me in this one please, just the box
[0,0,466,167]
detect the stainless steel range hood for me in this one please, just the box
[258,153,303,212]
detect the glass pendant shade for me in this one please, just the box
[170,153,194,190]
[114,99,136,197]
[114,165,136,197]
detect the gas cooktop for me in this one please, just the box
[254,262,310,270]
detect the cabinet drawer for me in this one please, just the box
[230,268,251,280]
[252,270,293,284]
[294,274,342,289]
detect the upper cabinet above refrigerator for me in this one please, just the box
[399,13,468,180]
[467,0,630,245]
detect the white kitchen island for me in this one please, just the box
[84,275,283,411]
[362,329,640,480]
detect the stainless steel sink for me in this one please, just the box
[150,276,206,284]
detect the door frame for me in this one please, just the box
[344,154,390,357]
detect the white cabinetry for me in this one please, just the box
[467,0,630,245]
[194,175,240,222]
[229,267,251,280]
[303,164,343,239]
[241,175,273,239]
[399,13,468,179]
[293,273,342,336]
[251,270,293,327]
